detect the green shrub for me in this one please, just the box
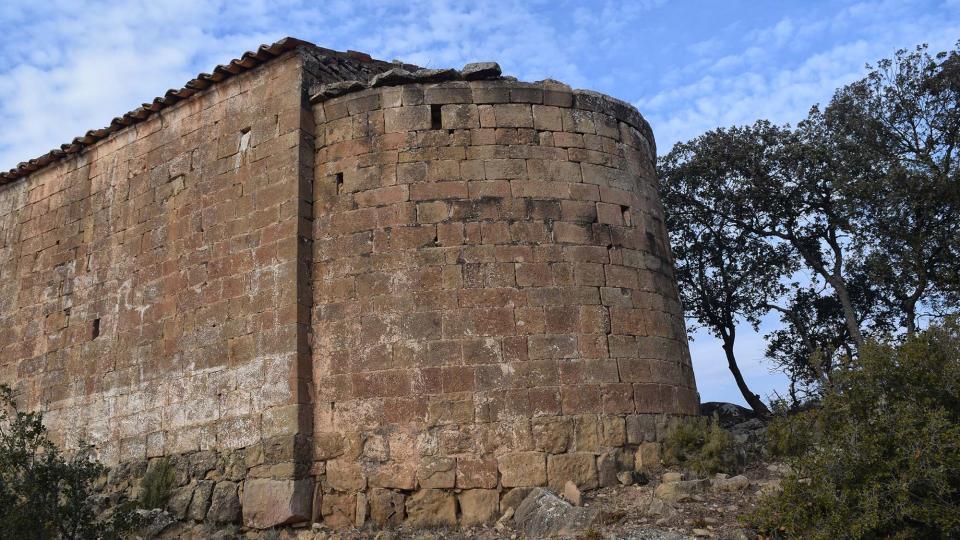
[139,458,175,509]
[0,384,141,539]
[751,321,960,539]
[662,414,739,475]
[764,400,819,459]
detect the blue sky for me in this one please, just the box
[1,0,958,406]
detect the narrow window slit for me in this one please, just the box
[91,318,101,340]
[334,172,344,193]
[238,127,252,152]
[431,105,443,130]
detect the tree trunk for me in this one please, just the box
[825,275,865,348]
[721,339,771,417]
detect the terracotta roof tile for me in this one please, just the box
[0,37,394,185]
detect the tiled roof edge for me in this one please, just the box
[0,37,392,185]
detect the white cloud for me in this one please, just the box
[638,0,960,151]
[2,0,658,171]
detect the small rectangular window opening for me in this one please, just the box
[334,172,344,193]
[238,128,252,152]
[621,205,632,226]
[92,318,101,340]
[430,105,443,130]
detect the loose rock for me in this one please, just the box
[562,480,582,506]
[512,487,598,538]
[461,62,502,80]
[654,479,711,503]
[713,475,750,493]
[369,68,414,87]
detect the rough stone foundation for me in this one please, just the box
[0,38,697,532]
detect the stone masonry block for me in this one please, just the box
[547,453,598,491]
[499,452,547,487]
[242,478,313,529]
[385,106,431,133]
[459,489,499,526]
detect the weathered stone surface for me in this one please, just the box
[370,68,415,87]
[547,453,598,491]
[418,456,456,488]
[532,417,572,453]
[368,488,405,526]
[713,474,750,492]
[136,509,177,538]
[312,80,365,101]
[462,62,502,80]
[512,488,599,538]
[241,478,313,529]
[458,489,499,526]
[597,450,625,487]
[207,481,241,523]
[500,487,533,512]
[662,471,684,483]
[412,68,460,83]
[167,486,194,520]
[562,480,582,506]
[646,497,678,519]
[187,480,214,521]
[456,457,498,489]
[0,38,701,535]
[190,451,218,479]
[499,452,547,487]
[327,459,366,491]
[654,479,710,503]
[757,478,783,496]
[368,461,417,490]
[321,492,355,528]
[355,491,368,526]
[405,489,457,528]
[636,442,661,470]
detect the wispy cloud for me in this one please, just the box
[638,0,960,150]
[0,0,663,170]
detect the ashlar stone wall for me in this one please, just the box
[0,41,698,534]
[0,52,311,467]
[309,77,698,528]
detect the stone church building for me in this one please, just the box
[0,38,698,529]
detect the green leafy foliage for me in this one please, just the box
[662,415,739,476]
[0,384,141,539]
[659,42,960,405]
[139,458,175,510]
[751,321,960,539]
[763,400,818,460]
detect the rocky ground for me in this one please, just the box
[282,462,785,540]
[139,403,780,540]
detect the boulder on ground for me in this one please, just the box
[654,479,711,503]
[512,487,599,538]
[713,475,750,492]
